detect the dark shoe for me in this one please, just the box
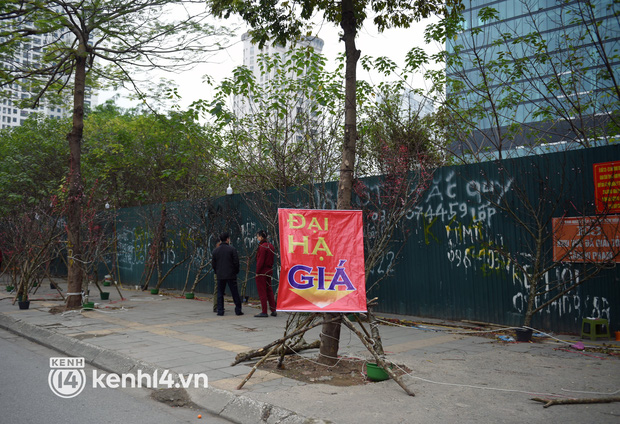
[254,313,268,318]
[217,312,224,316]
[236,311,244,316]
[270,311,277,317]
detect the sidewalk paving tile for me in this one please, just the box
[2,284,619,424]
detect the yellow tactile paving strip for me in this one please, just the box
[74,310,251,354]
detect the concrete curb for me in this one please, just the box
[0,313,327,424]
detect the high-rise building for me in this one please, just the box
[233,32,324,121]
[0,16,98,129]
[446,0,620,153]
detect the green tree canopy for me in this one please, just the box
[0,0,232,307]
[0,116,68,216]
[83,102,224,207]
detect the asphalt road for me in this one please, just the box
[0,328,232,424]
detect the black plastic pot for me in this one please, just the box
[18,300,30,310]
[515,328,533,342]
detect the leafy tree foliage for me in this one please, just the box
[207,47,344,192]
[0,116,68,216]
[83,102,224,207]
[0,117,68,299]
[207,0,462,365]
[0,0,230,307]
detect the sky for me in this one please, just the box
[99,11,441,111]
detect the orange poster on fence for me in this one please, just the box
[594,161,620,213]
[277,209,367,312]
[552,216,620,263]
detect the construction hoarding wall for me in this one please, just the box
[112,144,620,333]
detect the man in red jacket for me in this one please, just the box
[254,230,277,317]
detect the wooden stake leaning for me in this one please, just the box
[113,279,124,300]
[235,314,340,389]
[236,343,282,390]
[341,314,415,397]
[531,396,620,408]
[231,314,338,366]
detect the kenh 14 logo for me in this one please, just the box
[48,357,87,398]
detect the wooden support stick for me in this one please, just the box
[113,279,124,300]
[531,396,620,408]
[44,269,65,301]
[231,315,339,366]
[355,316,373,341]
[277,314,315,368]
[342,315,415,397]
[236,343,281,390]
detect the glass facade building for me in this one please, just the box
[447,0,619,151]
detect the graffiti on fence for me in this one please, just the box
[406,171,513,227]
[511,263,611,322]
[111,144,620,332]
[117,226,215,273]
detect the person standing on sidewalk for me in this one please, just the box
[254,230,277,318]
[212,232,243,316]
[212,240,220,313]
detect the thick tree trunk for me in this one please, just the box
[319,0,360,365]
[65,47,87,308]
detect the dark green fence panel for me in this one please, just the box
[113,144,620,333]
[368,144,620,333]
[114,196,265,299]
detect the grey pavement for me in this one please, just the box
[1,280,619,423]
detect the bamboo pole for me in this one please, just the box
[236,343,281,390]
[532,396,620,408]
[342,315,415,396]
[231,314,335,366]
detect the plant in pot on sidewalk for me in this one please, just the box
[0,204,64,310]
[14,277,31,310]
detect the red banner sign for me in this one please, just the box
[277,209,367,312]
[594,161,620,214]
[552,216,620,263]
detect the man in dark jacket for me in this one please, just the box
[254,230,277,318]
[212,232,243,316]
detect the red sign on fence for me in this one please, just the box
[552,216,620,263]
[594,161,620,213]
[277,209,367,312]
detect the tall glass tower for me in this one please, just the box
[447,0,620,153]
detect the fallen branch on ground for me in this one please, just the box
[531,396,620,408]
[231,315,340,366]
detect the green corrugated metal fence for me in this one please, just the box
[111,144,620,333]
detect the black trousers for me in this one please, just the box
[217,278,242,315]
